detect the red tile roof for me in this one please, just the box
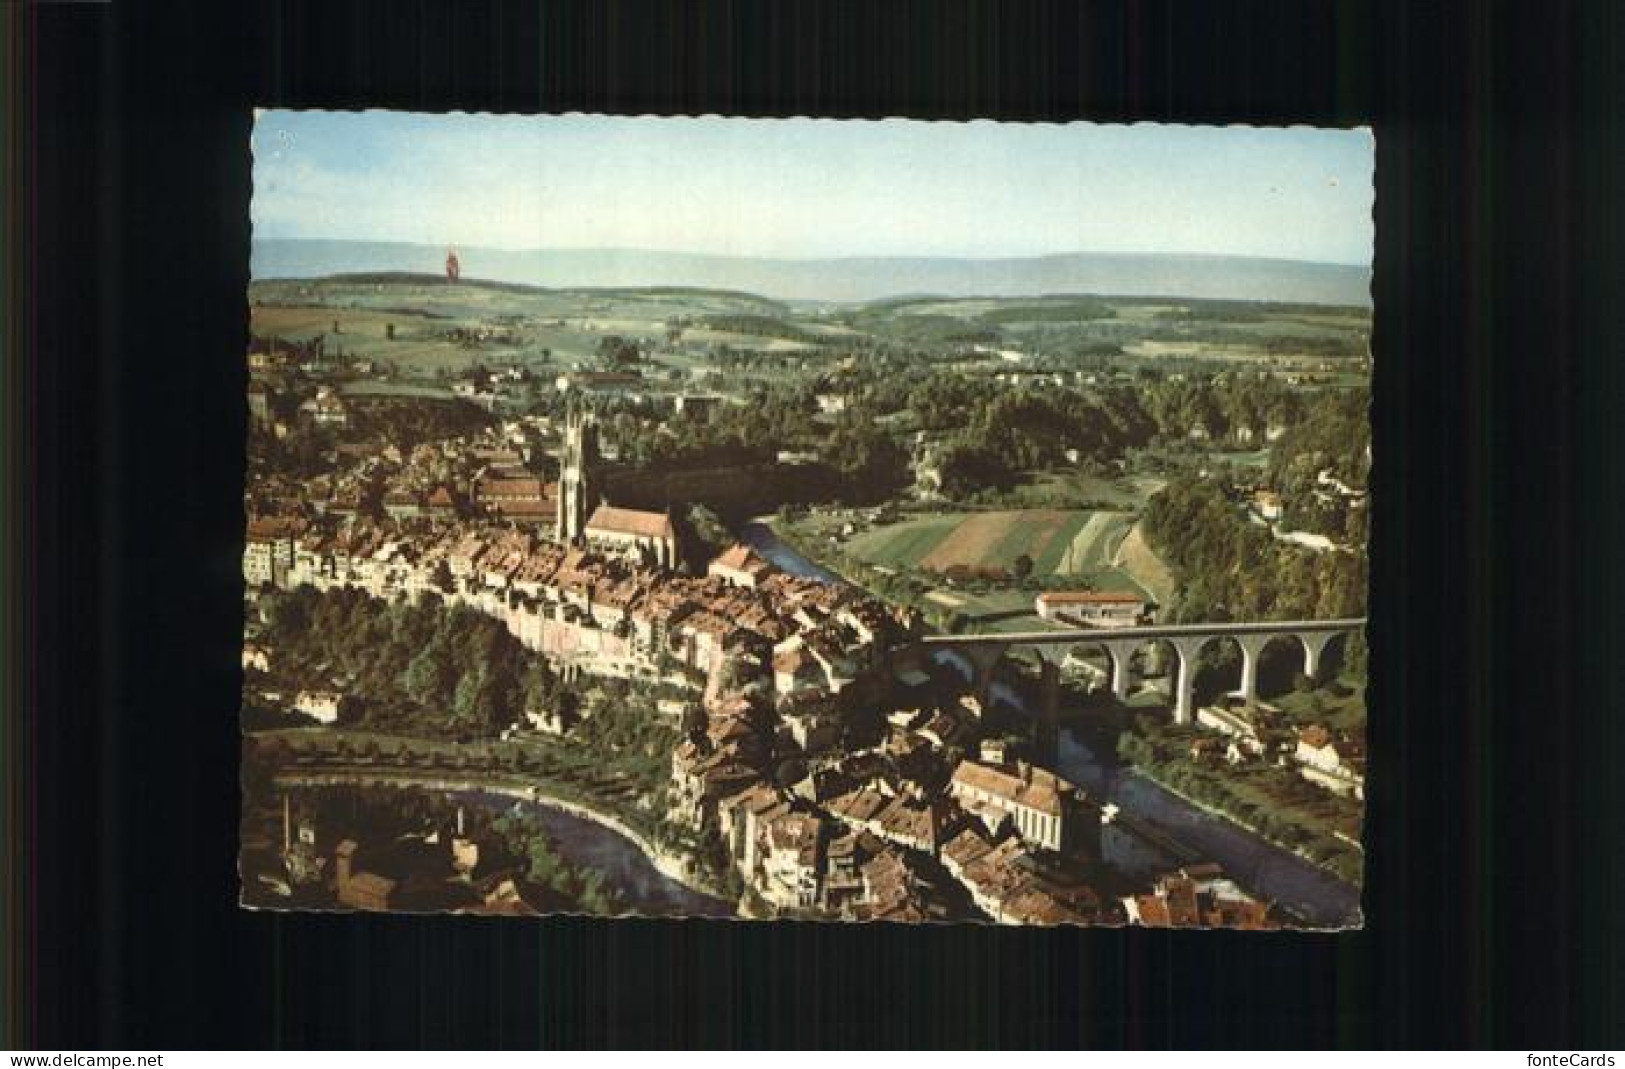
[246,516,304,541]
[476,478,548,500]
[712,543,770,574]
[950,760,1073,818]
[1299,724,1333,749]
[586,505,674,540]
[1036,591,1145,605]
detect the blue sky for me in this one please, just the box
[253,111,1373,265]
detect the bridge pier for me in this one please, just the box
[1235,634,1273,706]
[1299,631,1337,683]
[1033,646,1068,765]
[1169,637,1210,726]
[1100,639,1141,702]
[961,642,1009,711]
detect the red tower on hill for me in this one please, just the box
[445,248,461,282]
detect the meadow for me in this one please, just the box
[846,508,1138,578]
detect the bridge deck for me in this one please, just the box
[918,618,1366,646]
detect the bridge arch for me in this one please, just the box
[1165,634,1215,725]
[1196,633,1250,706]
[1055,636,1148,702]
[912,617,1365,730]
[1298,628,1353,684]
[1238,631,1311,703]
[931,643,1017,714]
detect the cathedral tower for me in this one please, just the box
[557,407,598,544]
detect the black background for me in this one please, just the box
[23,0,1625,1049]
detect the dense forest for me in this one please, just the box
[1142,476,1368,672]
[597,364,1366,517]
[252,587,572,739]
[1266,384,1371,490]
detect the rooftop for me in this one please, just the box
[586,504,675,541]
[1036,591,1145,605]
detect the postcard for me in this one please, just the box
[242,112,1371,928]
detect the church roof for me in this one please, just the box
[586,504,674,541]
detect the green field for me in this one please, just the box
[921,589,1041,618]
[845,508,1136,578]
[251,278,1370,395]
[1035,511,1136,573]
[998,471,1160,511]
[250,278,831,377]
[851,515,962,567]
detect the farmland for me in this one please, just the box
[250,271,1362,633]
[846,508,1137,579]
[249,276,1371,387]
[774,501,1179,635]
[249,277,823,378]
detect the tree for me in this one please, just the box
[597,335,641,368]
[825,416,909,503]
[402,645,451,706]
[266,585,317,635]
[936,442,1015,497]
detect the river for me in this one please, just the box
[279,774,737,919]
[743,519,1364,929]
[740,520,846,584]
[467,793,735,919]
[1054,729,1363,928]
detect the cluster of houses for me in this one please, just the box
[1120,863,1279,929]
[940,823,1105,926]
[1235,467,1367,552]
[668,642,1132,924]
[449,365,534,411]
[249,412,712,575]
[244,504,1283,925]
[246,511,888,689]
[1193,698,1366,800]
[1293,724,1367,799]
[242,415,1286,927]
[248,423,553,529]
[255,800,537,917]
[242,502,1119,922]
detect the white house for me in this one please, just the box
[293,690,345,725]
[757,811,824,910]
[1034,591,1147,628]
[708,543,772,589]
[1295,725,1365,798]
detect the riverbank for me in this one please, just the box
[271,766,737,913]
[1117,726,1365,886]
[1116,762,1364,906]
[741,516,850,587]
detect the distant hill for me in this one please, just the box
[252,239,1372,307]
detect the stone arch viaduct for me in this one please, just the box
[913,618,1367,759]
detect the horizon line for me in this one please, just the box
[254,236,1372,271]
